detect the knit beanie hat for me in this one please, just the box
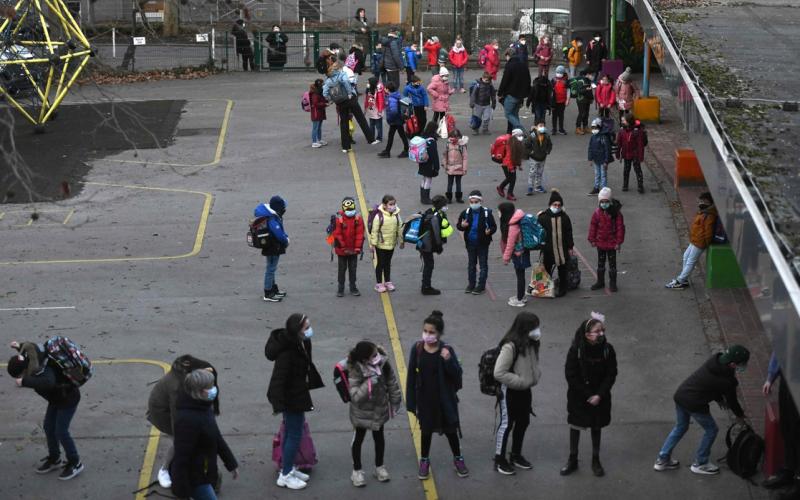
[439,67,449,77]
[549,189,564,206]
[719,344,750,365]
[511,128,524,138]
[431,36,439,43]
[341,197,356,211]
[598,187,612,201]
[555,65,565,76]
[621,66,632,81]
[7,354,28,378]
[269,195,286,214]
[468,190,482,200]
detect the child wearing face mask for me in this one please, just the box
[346,341,403,487]
[469,72,497,135]
[403,75,430,137]
[498,202,531,307]
[587,117,612,195]
[443,129,469,203]
[456,190,497,294]
[665,192,718,289]
[495,128,527,201]
[594,74,616,118]
[369,194,404,293]
[588,187,625,292]
[332,197,365,297]
[524,121,552,195]
[492,312,542,475]
[537,189,575,297]
[406,311,468,480]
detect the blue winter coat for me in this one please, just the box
[322,70,355,101]
[385,91,403,126]
[406,342,463,431]
[588,133,611,164]
[403,47,419,70]
[403,83,429,107]
[371,51,383,75]
[254,203,289,255]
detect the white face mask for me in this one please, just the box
[591,129,600,135]
[594,36,601,42]
[537,127,546,133]
[530,327,541,340]
[550,206,561,214]
[440,206,448,212]
[515,135,524,141]
[469,203,481,210]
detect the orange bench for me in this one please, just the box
[674,148,706,188]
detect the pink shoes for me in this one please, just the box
[374,283,387,293]
[385,282,396,292]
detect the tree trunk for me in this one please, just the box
[162,0,180,37]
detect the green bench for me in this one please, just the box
[706,244,746,288]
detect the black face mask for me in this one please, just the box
[698,204,709,210]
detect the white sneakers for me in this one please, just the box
[690,462,720,475]
[374,465,391,482]
[351,469,366,487]
[157,467,172,488]
[277,470,308,490]
[508,296,526,307]
[311,142,322,148]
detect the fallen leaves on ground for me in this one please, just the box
[78,67,217,86]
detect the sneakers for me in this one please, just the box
[263,291,282,302]
[158,466,172,488]
[337,289,345,297]
[510,454,532,470]
[526,187,534,196]
[290,467,310,481]
[58,462,84,481]
[374,283,387,293]
[384,282,396,292]
[496,185,505,197]
[506,193,517,201]
[453,456,469,478]
[36,456,64,474]
[370,139,382,145]
[654,456,680,471]
[508,296,526,307]
[559,129,567,135]
[350,287,361,296]
[495,457,516,475]
[690,462,720,475]
[277,471,308,489]
[342,149,352,154]
[421,287,441,295]
[665,279,689,289]
[465,285,475,293]
[535,186,546,193]
[377,150,391,158]
[397,150,408,158]
[311,142,322,148]
[418,458,431,480]
[318,140,328,146]
[374,465,391,482]
[471,286,485,295]
[351,469,366,487]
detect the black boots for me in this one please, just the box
[446,192,453,203]
[420,188,432,205]
[591,269,605,290]
[591,456,605,477]
[456,191,464,203]
[636,170,645,193]
[421,286,441,295]
[560,456,578,476]
[609,270,618,292]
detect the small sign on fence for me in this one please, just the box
[196,33,209,42]
[133,37,146,46]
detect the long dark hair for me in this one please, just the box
[501,312,540,357]
[509,135,526,166]
[286,313,308,340]
[423,310,445,335]
[572,318,605,349]
[422,121,438,139]
[348,340,376,365]
[498,201,516,242]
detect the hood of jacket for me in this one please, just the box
[701,205,718,218]
[451,45,465,53]
[265,328,298,361]
[509,208,525,225]
[254,203,279,218]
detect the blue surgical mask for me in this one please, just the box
[344,210,357,217]
[304,327,314,339]
[469,203,481,210]
[735,365,746,374]
[550,206,561,214]
[529,328,541,340]
[600,202,611,210]
[207,386,218,401]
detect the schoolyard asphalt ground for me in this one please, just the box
[0,69,767,500]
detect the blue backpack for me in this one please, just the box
[519,214,547,250]
[403,215,425,246]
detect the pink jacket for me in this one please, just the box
[427,75,454,112]
[443,136,469,176]
[501,209,525,262]
[588,207,625,250]
[534,43,552,67]
[595,82,616,108]
[614,78,638,110]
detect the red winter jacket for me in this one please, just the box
[588,207,625,250]
[616,124,648,162]
[423,40,441,66]
[483,44,501,80]
[534,43,552,67]
[332,211,365,256]
[310,90,327,122]
[449,46,469,68]
[595,82,616,109]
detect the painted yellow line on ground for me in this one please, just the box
[0,358,170,500]
[347,151,439,500]
[61,209,75,225]
[106,99,233,168]
[0,182,213,266]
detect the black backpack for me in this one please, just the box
[478,342,518,396]
[724,422,764,480]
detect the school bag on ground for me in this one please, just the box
[44,336,93,387]
[272,421,318,472]
[490,134,509,164]
[567,255,581,290]
[333,358,351,403]
[301,91,311,112]
[528,262,555,298]
[408,136,429,163]
[518,214,546,250]
[478,342,518,397]
[723,421,764,480]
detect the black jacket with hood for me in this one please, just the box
[266,329,315,413]
[20,345,80,409]
[673,353,745,417]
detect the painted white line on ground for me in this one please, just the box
[0,306,77,312]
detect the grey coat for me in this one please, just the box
[348,350,403,431]
[494,341,541,391]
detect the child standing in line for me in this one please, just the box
[616,113,648,193]
[594,74,616,118]
[588,187,625,292]
[533,36,553,77]
[498,201,531,308]
[406,310,468,480]
[310,79,328,148]
[443,129,469,204]
[524,120,552,195]
[448,37,469,93]
[423,36,442,75]
[403,75,430,136]
[332,197,364,297]
[347,341,403,487]
[368,194,404,293]
[495,128,527,201]
[364,77,385,143]
[428,67,454,124]
[403,42,421,84]
[469,72,497,135]
[418,121,441,205]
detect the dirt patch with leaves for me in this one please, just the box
[78,66,219,86]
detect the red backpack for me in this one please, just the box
[552,78,568,104]
[490,134,509,164]
[478,48,488,66]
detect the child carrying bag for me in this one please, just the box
[272,421,318,472]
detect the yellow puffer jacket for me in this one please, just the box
[567,40,582,67]
[369,205,403,250]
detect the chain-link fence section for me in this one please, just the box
[90,32,224,72]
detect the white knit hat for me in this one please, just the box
[598,187,612,201]
[439,66,449,76]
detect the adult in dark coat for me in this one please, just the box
[232,19,254,71]
[585,33,608,82]
[266,25,289,70]
[497,48,531,133]
[561,315,617,478]
[381,28,404,89]
[266,313,323,489]
[147,355,219,489]
[537,189,574,297]
[655,345,749,475]
[171,369,238,500]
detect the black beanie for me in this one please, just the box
[549,189,564,206]
[7,354,28,378]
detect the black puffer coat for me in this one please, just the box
[673,353,745,417]
[266,328,315,413]
[565,329,617,429]
[147,355,219,435]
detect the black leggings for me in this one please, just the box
[352,426,385,470]
[576,101,590,128]
[338,254,358,288]
[446,175,462,195]
[421,430,461,458]
[385,124,408,153]
[496,387,531,458]
[569,427,602,458]
[413,106,427,136]
[551,103,565,132]
[499,168,517,196]
[375,248,394,283]
[432,110,446,124]
[515,265,526,300]
[338,96,375,150]
[597,248,617,272]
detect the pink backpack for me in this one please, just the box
[271,420,318,471]
[408,136,429,163]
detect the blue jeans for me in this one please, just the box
[676,243,704,284]
[658,403,719,465]
[452,67,465,90]
[282,412,305,475]
[191,483,217,500]
[44,403,79,464]
[503,95,523,133]
[467,244,489,289]
[533,102,547,125]
[593,162,608,189]
[370,118,383,141]
[311,120,322,143]
[264,255,280,291]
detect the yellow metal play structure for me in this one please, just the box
[0,0,92,129]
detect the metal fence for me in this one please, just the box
[86,31,226,72]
